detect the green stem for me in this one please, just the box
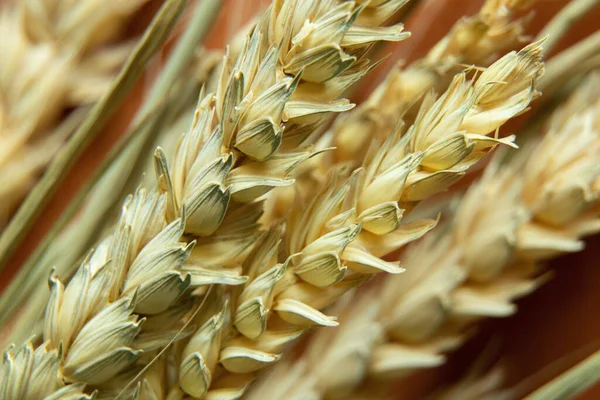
[524,350,600,400]
[536,0,600,55]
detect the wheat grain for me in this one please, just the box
[246,72,600,400]
[0,1,410,398]
[0,0,147,224]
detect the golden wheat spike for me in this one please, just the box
[0,1,411,398]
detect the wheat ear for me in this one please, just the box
[246,72,600,400]
[124,46,542,400]
[0,0,147,223]
[174,32,542,400]
[144,37,542,400]
[0,1,410,398]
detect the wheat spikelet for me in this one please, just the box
[246,72,600,400]
[0,1,410,398]
[0,0,146,224]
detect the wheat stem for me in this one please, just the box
[540,29,600,95]
[523,350,600,400]
[136,0,225,121]
[535,0,600,55]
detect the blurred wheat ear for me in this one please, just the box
[0,0,186,272]
[0,0,151,227]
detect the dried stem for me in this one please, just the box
[535,0,600,55]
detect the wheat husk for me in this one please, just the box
[0,1,411,398]
[246,72,600,400]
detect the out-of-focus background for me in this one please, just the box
[0,0,598,398]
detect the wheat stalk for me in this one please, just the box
[535,0,600,55]
[246,71,600,400]
[0,1,410,398]
[0,0,148,225]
